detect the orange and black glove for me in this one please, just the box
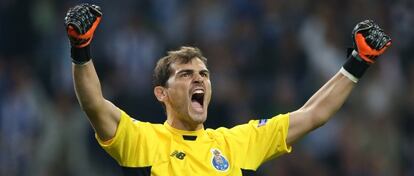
[352,20,391,63]
[64,3,102,64]
[342,20,392,83]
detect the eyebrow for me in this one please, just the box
[176,69,210,75]
[200,69,210,74]
[176,69,193,75]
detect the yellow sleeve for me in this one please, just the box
[95,110,156,167]
[222,114,292,170]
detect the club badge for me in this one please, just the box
[211,148,229,172]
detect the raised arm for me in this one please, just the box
[287,20,392,145]
[65,4,120,141]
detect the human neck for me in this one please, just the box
[166,117,204,131]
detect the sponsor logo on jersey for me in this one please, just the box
[170,150,186,160]
[258,119,268,127]
[211,148,229,172]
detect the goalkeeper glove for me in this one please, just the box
[341,20,392,83]
[64,3,102,64]
[352,19,391,64]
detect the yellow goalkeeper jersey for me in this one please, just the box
[96,110,292,176]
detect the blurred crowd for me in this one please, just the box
[1,0,413,175]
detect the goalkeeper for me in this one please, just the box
[65,3,391,176]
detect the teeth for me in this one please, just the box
[194,90,204,94]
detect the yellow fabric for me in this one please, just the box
[96,110,292,175]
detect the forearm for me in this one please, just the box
[72,61,105,112]
[72,61,120,140]
[301,71,355,127]
[288,71,355,144]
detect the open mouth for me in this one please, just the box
[191,90,205,112]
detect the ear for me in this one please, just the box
[154,86,167,102]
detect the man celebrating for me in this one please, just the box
[65,3,391,176]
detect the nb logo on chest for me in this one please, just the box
[170,150,186,160]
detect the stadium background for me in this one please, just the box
[1,0,413,175]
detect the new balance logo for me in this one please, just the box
[170,150,186,160]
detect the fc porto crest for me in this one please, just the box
[211,148,229,172]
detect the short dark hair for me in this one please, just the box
[153,46,208,87]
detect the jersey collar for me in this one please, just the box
[164,121,206,137]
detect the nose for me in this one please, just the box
[193,73,203,83]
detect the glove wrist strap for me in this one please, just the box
[71,45,91,64]
[342,50,370,83]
